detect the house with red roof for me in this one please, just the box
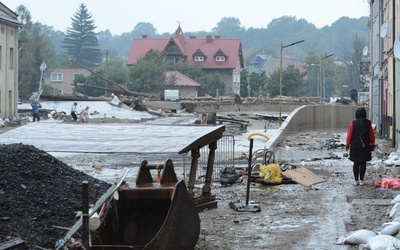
[127,26,244,96]
[165,71,200,98]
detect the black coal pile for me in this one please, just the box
[0,143,111,249]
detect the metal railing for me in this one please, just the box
[183,135,235,182]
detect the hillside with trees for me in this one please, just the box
[41,15,369,62]
[14,4,369,100]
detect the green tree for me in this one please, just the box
[342,35,366,91]
[197,73,225,97]
[38,23,66,54]
[240,69,267,97]
[212,17,246,38]
[128,60,166,93]
[250,72,267,97]
[128,51,168,93]
[74,59,129,96]
[133,22,158,37]
[16,5,55,101]
[168,61,227,97]
[266,65,303,97]
[168,61,204,82]
[62,3,102,69]
[303,51,321,97]
[302,51,344,99]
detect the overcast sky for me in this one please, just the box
[4,0,370,35]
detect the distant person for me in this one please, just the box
[234,94,241,111]
[201,113,207,125]
[71,102,78,121]
[80,106,90,123]
[30,101,42,122]
[345,107,376,186]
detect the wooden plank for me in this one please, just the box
[281,168,325,186]
[0,238,25,250]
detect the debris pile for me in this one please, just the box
[0,144,110,249]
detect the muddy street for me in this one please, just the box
[0,114,398,249]
[194,131,395,250]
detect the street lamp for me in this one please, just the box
[38,61,47,100]
[319,54,333,102]
[307,63,320,96]
[279,39,305,126]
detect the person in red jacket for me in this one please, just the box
[345,107,376,186]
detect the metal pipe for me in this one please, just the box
[319,54,334,102]
[82,181,90,250]
[245,139,253,206]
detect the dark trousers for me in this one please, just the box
[32,114,40,122]
[353,161,366,181]
[71,111,77,121]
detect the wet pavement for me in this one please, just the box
[2,102,396,249]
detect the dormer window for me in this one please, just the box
[215,56,225,61]
[193,49,206,62]
[195,56,204,61]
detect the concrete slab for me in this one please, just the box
[352,199,392,206]
[0,122,225,154]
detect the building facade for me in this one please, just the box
[43,68,91,95]
[369,0,400,148]
[0,3,20,119]
[165,71,200,98]
[127,26,244,96]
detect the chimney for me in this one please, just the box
[215,35,221,39]
[142,35,148,38]
[189,35,196,39]
[206,35,212,42]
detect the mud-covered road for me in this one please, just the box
[0,114,397,249]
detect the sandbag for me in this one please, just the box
[364,235,400,250]
[389,203,400,218]
[391,194,400,204]
[341,229,377,245]
[220,166,238,185]
[379,221,400,236]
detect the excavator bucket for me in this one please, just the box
[90,159,200,249]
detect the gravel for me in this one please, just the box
[0,143,110,249]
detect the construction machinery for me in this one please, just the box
[61,159,200,250]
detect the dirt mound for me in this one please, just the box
[0,144,110,249]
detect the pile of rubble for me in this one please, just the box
[0,144,110,249]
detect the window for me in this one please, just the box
[215,56,225,61]
[9,48,13,70]
[51,73,63,82]
[234,74,240,83]
[73,73,84,80]
[194,56,204,62]
[0,46,2,69]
